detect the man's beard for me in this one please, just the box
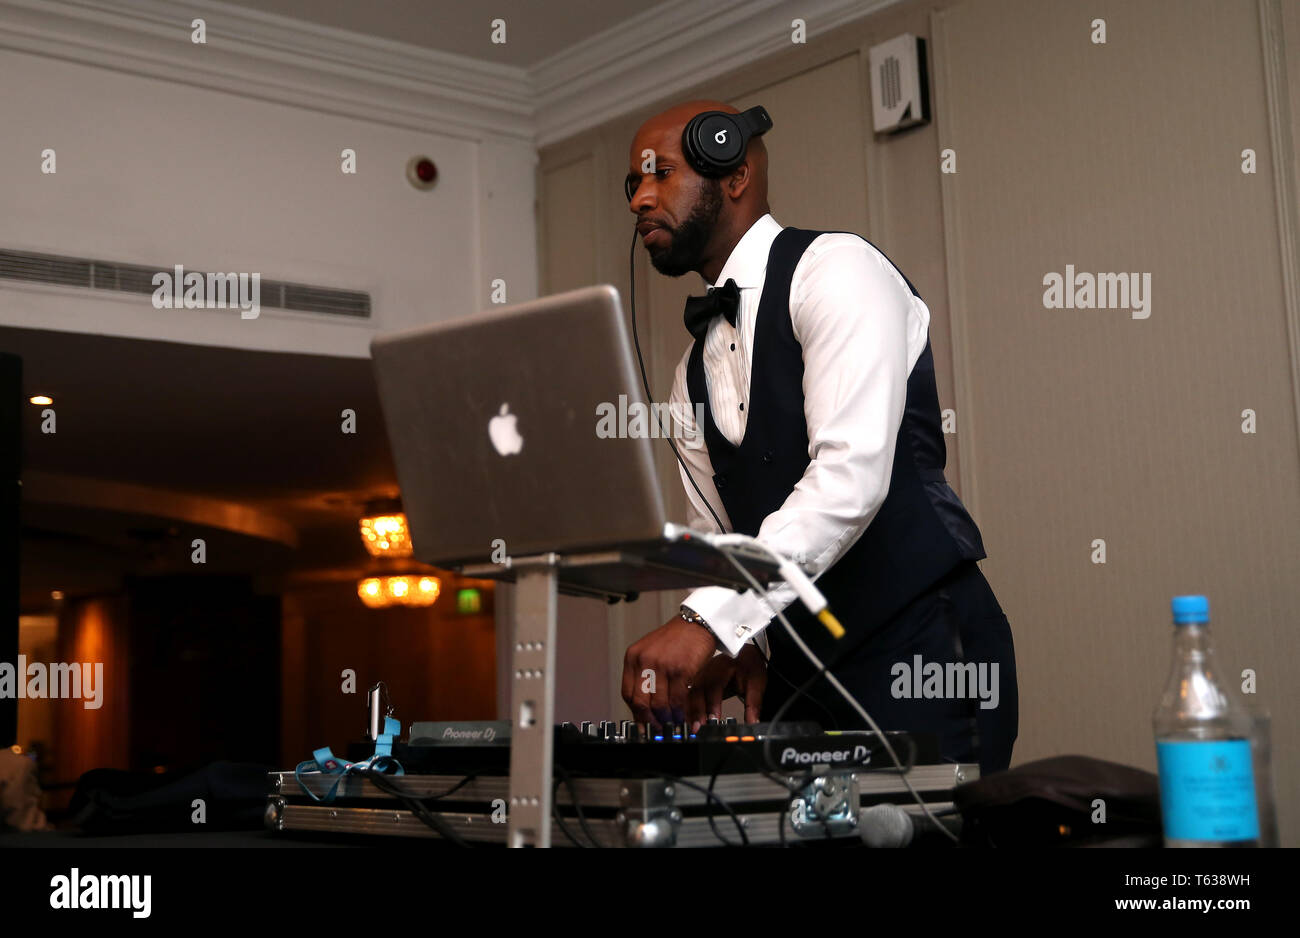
[647,179,723,277]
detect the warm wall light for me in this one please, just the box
[359,514,413,557]
[357,575,440,609]
[30,395,52,405]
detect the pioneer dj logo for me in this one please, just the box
[779,744,870,766]
[442,725,496,742]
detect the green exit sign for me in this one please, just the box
[456,589,481,614]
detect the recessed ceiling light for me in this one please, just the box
[30,395,52,405]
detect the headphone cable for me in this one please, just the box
[628,229,726,534]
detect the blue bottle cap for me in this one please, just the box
[1171,594,1210,625]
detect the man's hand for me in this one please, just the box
[621,616,717,727]
[687,643,767,730]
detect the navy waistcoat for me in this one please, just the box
[686,227,986,658]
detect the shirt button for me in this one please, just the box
[738,402,744,411]
[762,451,773,464]
[730,343,736,351]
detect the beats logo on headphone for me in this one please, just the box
[680,105,773,177]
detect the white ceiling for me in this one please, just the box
[219,0,666,67]
[18,0,900,145]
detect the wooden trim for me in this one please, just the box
[930,7,979,517]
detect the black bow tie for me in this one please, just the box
[683,278,740,339]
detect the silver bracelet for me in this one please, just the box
[680,605,729,655]
[678,605,708,628]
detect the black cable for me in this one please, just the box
[628,229,726,533]
[758,645,911,841]
[761,645,846,783]
[550,775,590,848]
[369,783,469,846]
[360,765,475,847]
[779,804,796,847]
[364,771,470,846]
[701,745,806,848]
[715,738,811,849]
[561,769,601,847]
[762,664,919,843]
[552,766,602,848]
[761,658,919,783]
[765,656,840,730]
[655,772,749,847]
[700,745,745,847]
[399,767,481,800]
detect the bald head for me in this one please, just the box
[627,100,770,283]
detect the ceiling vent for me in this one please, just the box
[0,249,371,318]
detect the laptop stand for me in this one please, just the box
[463,545,783,848]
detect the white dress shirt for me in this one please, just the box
[670,213,932,657]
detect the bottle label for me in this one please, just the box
[1156,739,1259,842]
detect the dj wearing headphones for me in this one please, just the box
[619,99,1018,773]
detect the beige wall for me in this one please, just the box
[537,0,1300,845]
[0,46,537,359]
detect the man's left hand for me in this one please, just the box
[621,616,718,726]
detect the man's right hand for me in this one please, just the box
[687,643,767,730]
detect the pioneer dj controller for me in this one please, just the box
[274,719,971,846]
[344,719,938,777]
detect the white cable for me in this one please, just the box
[711,536,961,844]
[680,527,829,613]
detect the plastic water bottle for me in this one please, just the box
[1153,595,1259,847]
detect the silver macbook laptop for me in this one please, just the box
[370,285,777,598]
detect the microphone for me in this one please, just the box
[858,803,962,847]
[859,803,914,848]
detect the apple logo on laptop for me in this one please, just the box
[489,403,523,455]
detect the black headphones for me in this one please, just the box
[625,105,773,200]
